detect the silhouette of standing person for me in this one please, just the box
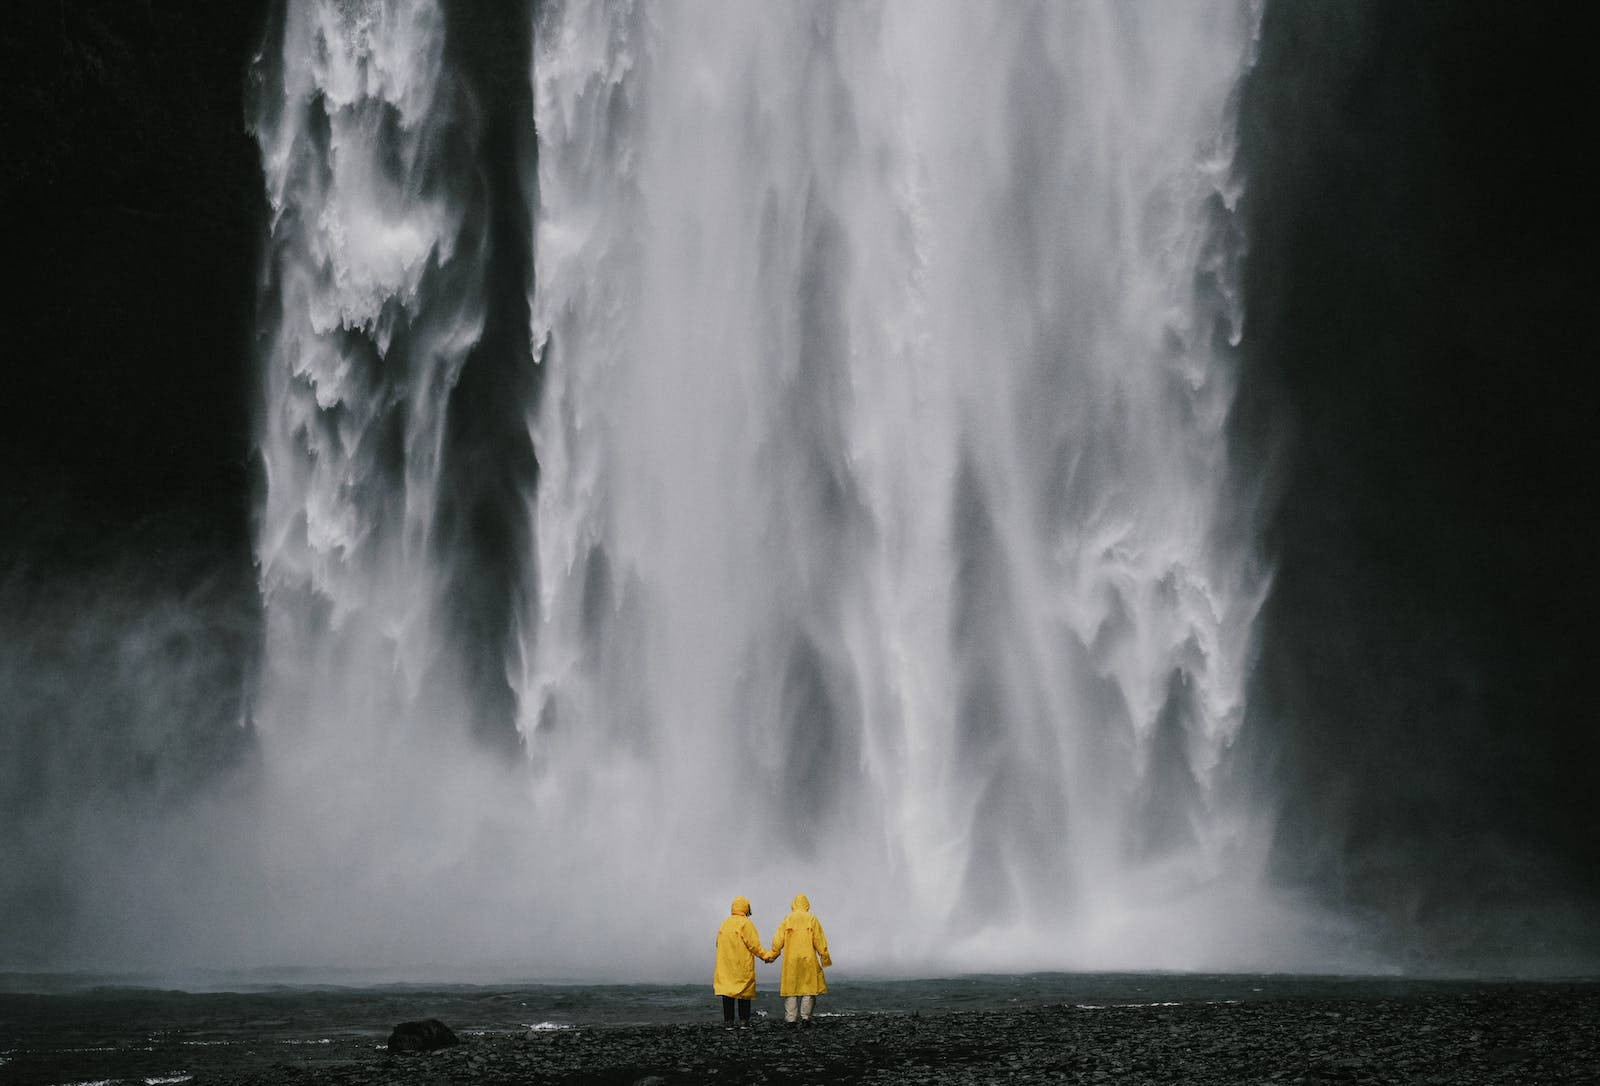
[713,895,775,1029]
[768,892,831,1025]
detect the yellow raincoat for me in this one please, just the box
[769,893,831,996]
[713,896,771,999]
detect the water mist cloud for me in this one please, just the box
[0,533,257,968]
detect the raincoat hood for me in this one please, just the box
[731,896,752,916]
[791,893,810,912]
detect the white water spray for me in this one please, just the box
[524,0,1273,970]
[247,0,530,965]
[245,0,1293,976]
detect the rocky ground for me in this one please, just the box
[191,990,1597,1085]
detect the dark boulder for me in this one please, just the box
[387,1018,460,1053]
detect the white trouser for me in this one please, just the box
[784,995,814,1022]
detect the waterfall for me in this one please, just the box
[249,0,1281,974]
[253,0,479,717]
[247,0,529,962]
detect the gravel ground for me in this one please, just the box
[197,990,1599,1085]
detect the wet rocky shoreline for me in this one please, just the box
[199,989,1597,1085]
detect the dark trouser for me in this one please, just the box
[721,996,752,1024]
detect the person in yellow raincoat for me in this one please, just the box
[713,896,775,1029]
[768,893,831,1024]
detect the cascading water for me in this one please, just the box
[247,0,535,963]
[248,0,1289,975]
[253,0,477,726]
[523,0,1275,969]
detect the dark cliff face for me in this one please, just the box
[1,1,270,548]
[429,0,538,756]
[1,4,272,963]
[1235,0,1599,961]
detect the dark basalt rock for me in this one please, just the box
[386,1018,459,1053]
[28,988,1595,1083]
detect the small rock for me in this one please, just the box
[386,1018,460,1053]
